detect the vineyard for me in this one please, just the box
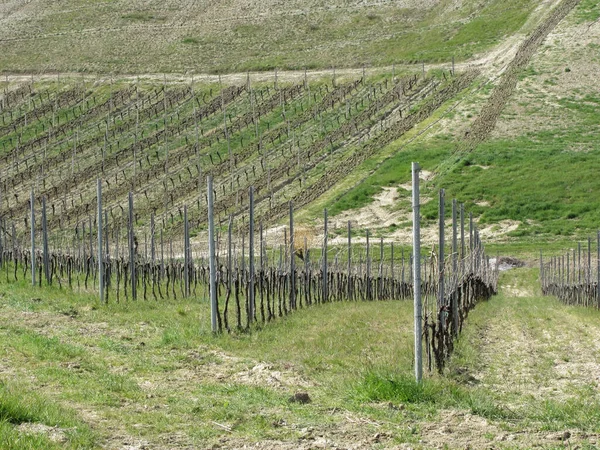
[541,235,600,307]
[3,0,600,447]
[1,69,470,239]
[0,172,498,375]
[0,67,507,445]
[0,68,504,373]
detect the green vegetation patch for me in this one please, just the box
[0,380,96,448]
[121,12,166,22]
[575,0,600,23]
[353,370,514,421]
[327,136,453,216]
[375,0,538,64]
[0,0,540,73]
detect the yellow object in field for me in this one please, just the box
[293,226,317,261]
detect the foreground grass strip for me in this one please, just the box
[0,380,96,449]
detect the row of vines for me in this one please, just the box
[0,179,497,372]
[0,68,476,242]
[540,236,600,308]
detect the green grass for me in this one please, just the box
[0,380,96,448]
[326,135,453,217]
[575,0,600,22]
[0,266,600,446]
[327,90,600,239]
[431,91,600,237]
[353,370,514,421]
[0,276,417,445]
[450,269,600,434]
[0,0,540,73]
[373,0,537,64]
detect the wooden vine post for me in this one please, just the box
[97,179,104,303]
[208,176,218,332]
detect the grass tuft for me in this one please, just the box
[353,369,516,420]
[0,381,96,448]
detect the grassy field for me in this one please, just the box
[0,265,599,448]
[0,0,540,74]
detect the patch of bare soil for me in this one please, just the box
[418,410,505,449]
[233,362,312,390]
[17,423,72,444]
[501,283,533,298]
[215,413,394,450]
[332,187,403,230]
[477,220,520,240]
[175,348,314,392]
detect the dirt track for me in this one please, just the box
[461,0,582,152]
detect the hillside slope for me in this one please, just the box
[1,0,598,252]
[325,0,600,246]
[0,0,538,73]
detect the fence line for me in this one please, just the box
[540,234,600,308]
[0,173,498,372]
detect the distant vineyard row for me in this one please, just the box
[0,69,475,239]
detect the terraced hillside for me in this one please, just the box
[1,68,474,245]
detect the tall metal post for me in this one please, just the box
[249,187,255,321]
[322,209,328,302]
[289,201,295,309]
[460,203,465,273]
[539,250,544,290]
[208,176,218,332]
[588,237,591,285]
[347,221,352,299]
[366,229,371,299]
[42,197,49,284]
[150,213,155,265]
[228,216,233,291]
[30,189,35,286]
[451,199,458,336]
[438,189,445,311]
[379,237,384,300]
[412,162,422,383]
[391,243,395,297]
[0,217,3,269]
[128,191,136,300]
[578,242,581,283]
[184,205,190,297]
[97,180,104,302]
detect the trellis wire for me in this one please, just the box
[540,233,600,308]
[1,173,498,372]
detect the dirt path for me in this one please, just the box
[416,269,600,449]
[461,0,582,151]
[0,0,566,88]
